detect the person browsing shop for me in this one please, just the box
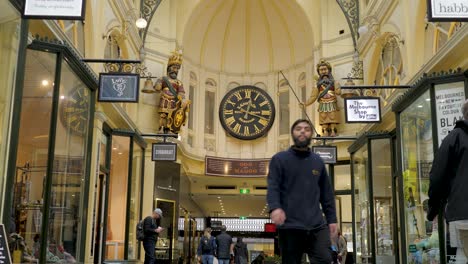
[143,208,164,264]
[267,119,337,263]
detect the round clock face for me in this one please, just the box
[59,85,90,136]
[219,85,275,140]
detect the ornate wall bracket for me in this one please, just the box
[140,0,164,45]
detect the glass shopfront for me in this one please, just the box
[350,133,397,264]
[5,41,96,263]
[0,1,21,219]
[393,71,467,264]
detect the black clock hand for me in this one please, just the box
[238,108,268,121]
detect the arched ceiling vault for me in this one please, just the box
[182,0,315,75]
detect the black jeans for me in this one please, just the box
[279,227,332,264]
[143,239,156,264]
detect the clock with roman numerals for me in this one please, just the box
[59,85,90,136]
[219,85,275,140]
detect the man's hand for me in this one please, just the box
[270,208,286,225]
[329,223,338,240]
[155,227,164,233]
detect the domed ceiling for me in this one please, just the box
[183,0,314,75]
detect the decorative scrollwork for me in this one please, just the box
[347,60,364,80]
[141,0,164,44]
[336,0,359,48]
[135,63,153,78]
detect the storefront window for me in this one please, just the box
[11,49,56,263]
[371,138,395,262]
[337,194,353,253]
[335,164,351,191]
[400,90,438,264]
[128,142,143,259]
[0,3,20,214]
[353,145,371,263]
[106,136,130,260]
[47,60,92,261]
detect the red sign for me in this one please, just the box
[264,223,276,233]
[205,156,270,177]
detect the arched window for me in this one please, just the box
[375,35,403,102]
[205,79,216,134]
[104,33,122,59]
[279,79,290,135]
[188,72,197,131]
[298,73,307,119]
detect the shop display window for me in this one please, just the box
[400,90,439,264]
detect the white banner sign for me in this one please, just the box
[344,97,381,123]
[428,0,468,21]
[435,82,466,146]
[24,0,85,19]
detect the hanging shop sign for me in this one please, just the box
[205,156,270,177]
[152,143,177,161]
[435,82,466,146]
[312,146,337,164]
[98,73,139,102]
[0,224,12,264]
[344,97,381,123]
[427,0,468,22]
[23,0,86,20]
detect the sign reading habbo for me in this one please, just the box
[427,0,468,21]
[23,0,86,20]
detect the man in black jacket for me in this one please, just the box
[428,99,468,263]
[143,208,164,264]
[267,119,337,263]
[216,225,233,264]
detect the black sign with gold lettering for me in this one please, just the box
[205,156,270,177]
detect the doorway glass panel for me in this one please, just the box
[371,138,395,263]
[353,144,371,263]
[105,136,130,260]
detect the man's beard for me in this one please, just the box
[293,136,311,148]
[169,72,178,79]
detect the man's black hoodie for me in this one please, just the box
[427,120,468,222]
[267,147,337,229]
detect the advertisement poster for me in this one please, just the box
[434,82,465,146]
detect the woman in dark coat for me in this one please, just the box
[233,237,248,264]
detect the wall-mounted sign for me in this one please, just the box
[435,82,466,146]
[205,156,270,177]
[23,0,86,20]
[0,224,12,264]
[427,0,468,22]
[312,146,337,164]
[98,73,139,102]
[344,97,381,123]
[152,143,177,161]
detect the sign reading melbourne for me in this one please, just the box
[0,224,12,264]
[427,0,468,21]
[312,146,337,164]
[344,97,381,123]
[152,143,177,161]
[24,0,86,20]
[99,73,139,102]
[205,156,270,177]
[435,82,466,146]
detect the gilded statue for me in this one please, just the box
[152,50,191,133]
[301,60,341,137]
